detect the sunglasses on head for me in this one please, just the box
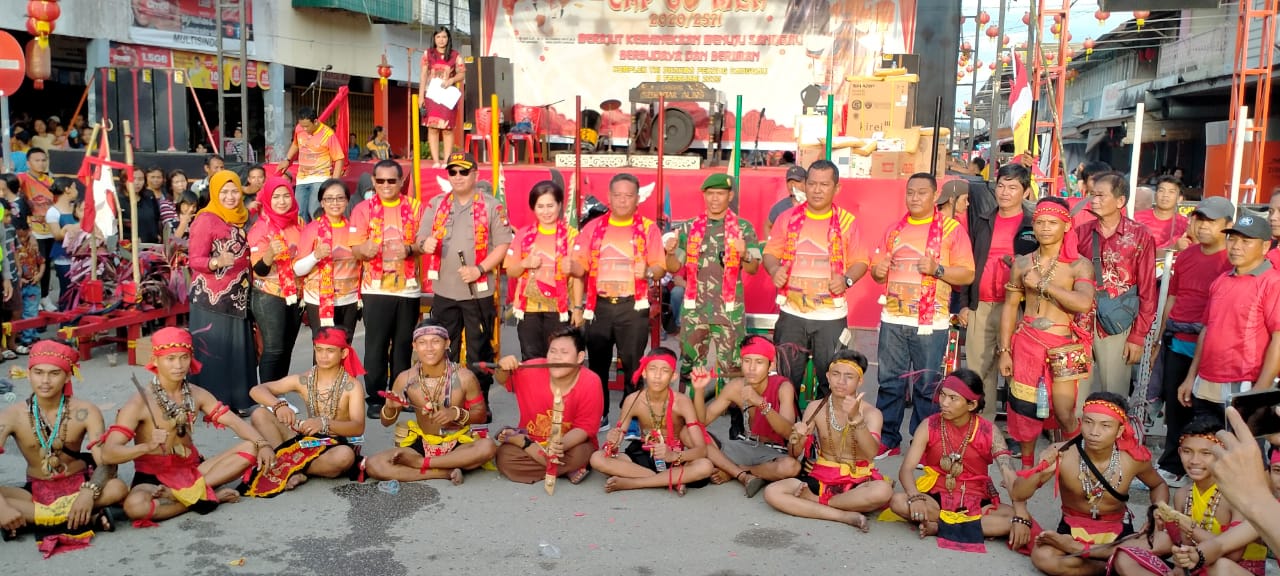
[448,168,472,176]
[374,178,398,184]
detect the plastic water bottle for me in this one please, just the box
[538,541,561,559]
[1035,376,1050,419]
[654,458,668,472]
[377,480,400,495]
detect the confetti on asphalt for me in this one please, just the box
[228,558,245,566]
[574,512,586,517]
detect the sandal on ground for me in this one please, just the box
[15,346,29,355]
[568,467,591,485]
[1,350,14,360]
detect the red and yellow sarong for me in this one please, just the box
[1058,507,1132,548]
[1008,320,1079,443]
[133,449,217,507]
[29,472,94,558]
[801,457,882,506]
[241,436,347,498]
[396,422,496,473]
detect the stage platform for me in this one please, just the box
[349,160,916,330]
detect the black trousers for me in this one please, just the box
[431,294,497,406]
[773,311,847,399]
[304,302,360,343]
[517,312,567,360]
[585,297,649,410]
[250,289,303,385]
[37,238,53,296]
[362,294,420,405]
[1157,335,1195,475]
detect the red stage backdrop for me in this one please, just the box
[481,0,916,145]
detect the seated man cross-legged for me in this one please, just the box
[692,335,800,498]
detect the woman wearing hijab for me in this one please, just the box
[188,170,258,413]
[247,176,304,384]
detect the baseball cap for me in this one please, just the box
[445,152,476,170]
[1191,196,1234,221]
[701,173,733,191]
[1223,210,1270,240]
[937,180,968,206]
[785,165,807,182]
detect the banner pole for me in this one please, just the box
[733,95,742,193]
[412,94,423,201]
[574,95,583,223]
[825,94,834,160]
[652,98,665,349]
[491,95,500,185]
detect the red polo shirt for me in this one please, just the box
[1167,245,1232,342]
[1269,247,1279,268]
[1198,262,1280,383]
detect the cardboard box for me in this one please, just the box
[912,127,950,178]
[867,150,914,179]
[797,144,825,171]
[843,75,917,137]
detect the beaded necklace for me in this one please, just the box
[415,361,454,413]
[939,417,979,492]
[1078,446,1121,519]
[305,368,347,420]
[28,395,68,475]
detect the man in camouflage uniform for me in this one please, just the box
[664,173,761,437]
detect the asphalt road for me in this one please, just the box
[0,324,1177,575]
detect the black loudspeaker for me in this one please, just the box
[912,3,960,132]
[135,69,157,152]
[94,69,122,151]
[463,56,514,125]
[880,53,920,75]
[152,69,189,153]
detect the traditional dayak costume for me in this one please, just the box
[794,360,884,505]
[1108,434,1269,576]
[241,328,367,497]
[393,324,487,474]
[909,377,1010,552]
[1019,400,1146,552]
[19,342,104,558]
[614,354,711,490]
[712,341,790,467]
[125,328,254,526]
[1007,202,1093,454]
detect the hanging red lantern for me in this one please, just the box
[1021,12,1030,26]
[965,65,973,73]
[25,0,60,90]
[986,25,1000,41]
[975,59,984,69]
[376,53,393,88]
[1044,51,1057,63]
[25,38,50,90]
[961,40,972,54]
[1064,46,1075,62]
[988,62,997,71]
[957,71,966,80]
[1134,10,1150,29]
[1001,54,1012,66]
[1095,10,1110,25]
[1053,14,1063,25]
[978,11,990,25]
[1083,37,1096,59]
[1051,22,1062,37]
[1003,34,1011,47]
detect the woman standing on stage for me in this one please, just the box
[503,180,583,359]
[419,27,465,168]
[188,169,258,414]
[293,179,362,340]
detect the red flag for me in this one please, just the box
[318,86,351,156]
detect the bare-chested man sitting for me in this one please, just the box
[1012,392,1169,575]
[244,327,367,495]
[590,348,715,495]
[0,341,128,556]
[692,335,799,498]
[762,349,893,532]
[999,196,1096,466]
[100,327,275,525]
[364,319,497,485]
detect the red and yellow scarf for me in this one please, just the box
[425,193,489,291]
[369,197,420,291]
[886,210,946,334]
[683,213,742,312]
[315,218,349,326]
[584,214,650,320]
[514,222,570,321]
[777,206,847,308]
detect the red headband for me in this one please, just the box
[740,340,776,363]
[1033,202,1081,262]
[937,375,981,402]
[29,341,79,395]
[146,327,203,376]
[1083,400,1151,462]
[632,354,677,385]
[314,327,366,377]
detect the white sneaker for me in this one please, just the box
[1156,468,1188,488]
[40,297,56,312]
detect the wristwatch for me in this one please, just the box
[844,275,855,288]
[933,264,946,279]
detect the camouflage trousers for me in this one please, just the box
[679,322,743,395]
